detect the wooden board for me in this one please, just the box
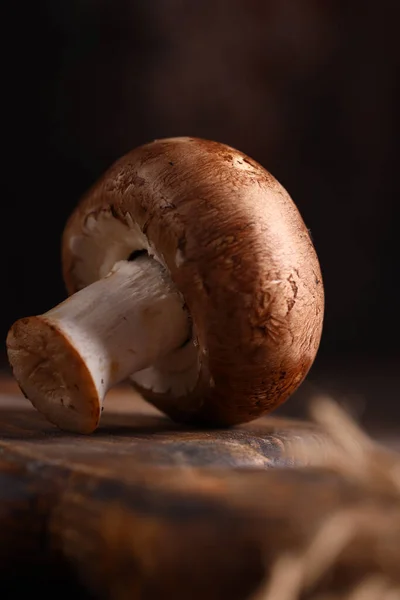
[1,378,400,599]
[0,380,318,470]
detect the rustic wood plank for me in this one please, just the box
[0,379,323,470]
[1,379,400,599]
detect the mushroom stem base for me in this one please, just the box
[6,257,190,433]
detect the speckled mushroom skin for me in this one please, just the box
[62,137,324,426]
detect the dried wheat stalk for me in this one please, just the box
[252,397,400,600]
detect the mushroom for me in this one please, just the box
[6,137,324,434]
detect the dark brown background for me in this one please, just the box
[2,1,399,385]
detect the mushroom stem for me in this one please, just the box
[6,256,190,433]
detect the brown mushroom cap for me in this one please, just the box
[62,137,324,426]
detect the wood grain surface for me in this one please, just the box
[1,378,399,599]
